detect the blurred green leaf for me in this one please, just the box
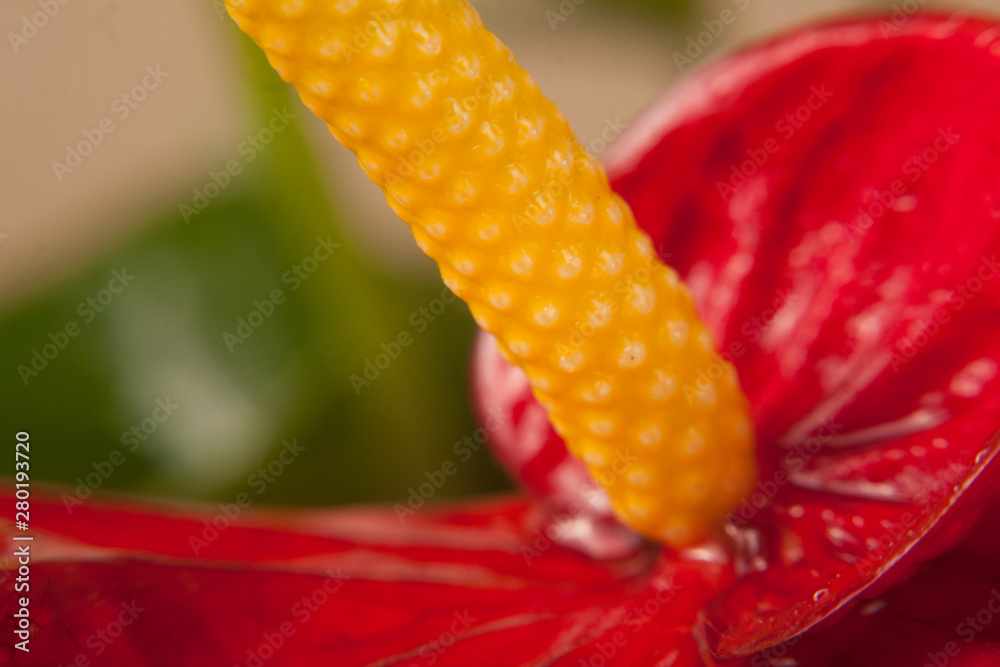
[0,23,510,510]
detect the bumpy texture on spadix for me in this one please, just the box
[223,0,756,546]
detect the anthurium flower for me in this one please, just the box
[4,9,1000,667]
[1,491,999,665]
[476,11,1000,659]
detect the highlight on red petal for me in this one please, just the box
[475,13,1000,659]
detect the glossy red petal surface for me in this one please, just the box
[474,14,1000,659]
[0,491,739,667]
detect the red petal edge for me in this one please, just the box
[475,14,1000,659]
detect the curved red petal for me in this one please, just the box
[475,14,1000,659]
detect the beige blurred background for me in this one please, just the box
[3,0,994,307]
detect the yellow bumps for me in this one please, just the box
[223,0,757,547]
